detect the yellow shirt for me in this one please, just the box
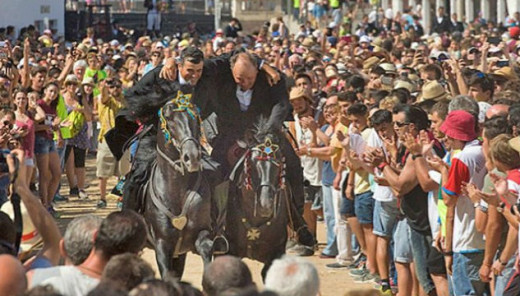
[97,95,123,142]
[330,122,348,173]
[353,128,373,195]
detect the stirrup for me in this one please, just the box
[212,235,229,255]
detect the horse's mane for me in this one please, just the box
[125,83,194,122]
[252,116,280,144]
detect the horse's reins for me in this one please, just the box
[156,135,200,175]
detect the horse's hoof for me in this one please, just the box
[213,236,229,254]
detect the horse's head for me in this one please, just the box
[245,131,285,218]
[158,91,202,173]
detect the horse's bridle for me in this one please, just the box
[157,95,202,175]
[244,137,286,193]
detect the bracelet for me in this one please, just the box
[307,147,312,156]
[412,154,423,160]
[378,162,388,171]
[444,251,453,256]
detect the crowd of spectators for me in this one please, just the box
[1,0,520,295]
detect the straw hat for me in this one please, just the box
[379,63,397,75]
[420,80,449,101]
[509,136,520,153]
[82,77,95,86]
[492,67,518,81]
[363,57,381,71]
[289,87,312,103]
[302,38,315,48]
[1,200,42,254]
[394,80,415,93]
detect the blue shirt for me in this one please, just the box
[320,124,336,186]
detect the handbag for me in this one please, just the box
[61,110,85,139]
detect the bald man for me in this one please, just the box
[205,52,315,249]
[0,254,27,296]
[485,104,509,120]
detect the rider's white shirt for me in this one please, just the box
[179,72,189,85]
[236,88,252,111]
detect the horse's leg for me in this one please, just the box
[155,238,174,278]
[195,230,214,267]
[171,253,187,279]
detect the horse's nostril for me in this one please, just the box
[183,154,190,163]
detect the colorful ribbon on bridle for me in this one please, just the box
[158,91,201,146]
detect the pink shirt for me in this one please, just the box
[16,117,35,159]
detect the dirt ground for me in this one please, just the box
[54,155,375,295]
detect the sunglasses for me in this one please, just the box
[394,121,410,128]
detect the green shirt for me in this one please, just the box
[83,68,107,97]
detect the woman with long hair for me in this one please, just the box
[13,88,45,185]
[80,77,98,153]
[34,82,62,216]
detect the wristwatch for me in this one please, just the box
[412,154,423,160]
[307,147,312,156]
[444,251,454,256]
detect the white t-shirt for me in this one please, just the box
[39,266,100,296]
[295,115,322,186]
[442,140,487,252]
[367,129,395,202]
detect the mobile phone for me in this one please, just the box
[488,37,501,45]
[497,60,509,67]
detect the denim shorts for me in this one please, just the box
[451,252,488,296]
[354,191,375,225]
[393,218,413,263]
[373,199,399,238]
[34,135,56,155]
[340,196,356,218]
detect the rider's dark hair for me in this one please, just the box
[370,109,392,127]
[180,47,204,65]
[94,210,147,259]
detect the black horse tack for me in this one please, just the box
[224,119,290,280]
[140,92,214,279]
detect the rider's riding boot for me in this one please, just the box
[204,157,230,254]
